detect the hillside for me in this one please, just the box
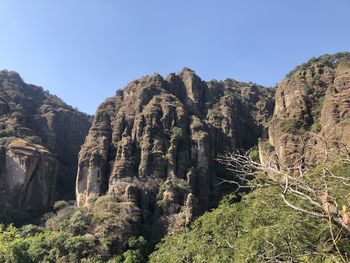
[266,53,350,171]
[152,52,350,262]
[0,53,349,262]
[0,71,92,224]
[76,68,274,246]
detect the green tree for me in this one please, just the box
[150,187,346,262]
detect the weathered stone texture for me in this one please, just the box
[0,71,92,221]
[266,53,350,171]
[76,68,274,239]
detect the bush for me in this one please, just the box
[191,117,202,129]
[61,209,92,235]
[280,118,304,132]
[53,200,69,211]
[311,96,325,118]
[64,236,94,261]
[108,236,148,263]
[263,142,275,153]
[248,147,260,163]
[171,127,185,141]
[310,122,322,132]
[149,187,342,262]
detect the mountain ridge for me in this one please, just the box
[0,71,92,224]
[76,67,275,246]
[0,52,349,262]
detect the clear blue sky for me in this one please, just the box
[0,0,349,114]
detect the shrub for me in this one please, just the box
[108,236,148,263]
[149,187,343,262]
[53,200,69,211]
[171,127,184,141]
[63,209,92,235]
[280,118,304,132]
[191,117,202,129]
[248,147,260,163]
[310,122,322,132]
[263,142,275,153]
[311,96,325,117]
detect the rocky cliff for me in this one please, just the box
[263,53,350,171]
[76,68,274,243]
[0,71,92,224]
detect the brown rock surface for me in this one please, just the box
[0,70,92,223]
[266,53,350,171]
[76,68,274,242]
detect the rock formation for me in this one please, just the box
[264,53,350,171]
[76,68,275,242]
[2,52,348,256]
[0,71,92,223]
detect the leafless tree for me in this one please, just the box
[217,132,350,260]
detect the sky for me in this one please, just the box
[0,0,349,114]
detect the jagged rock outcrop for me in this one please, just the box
[76,68,274,244]
[265,53,350,171]
[0,70,92,223]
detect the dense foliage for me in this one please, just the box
[0,196,148,262]
[1,162,349,262]
[285,52,350,78]
[150,187,350,262]
[0,223,148,262]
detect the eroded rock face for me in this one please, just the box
[266,53,350,171]
[0,71,92,223]
[76,68,274,242]
[0,139,57,210]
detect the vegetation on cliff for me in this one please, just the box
[150,148,350,262]
[150,183,350,262]
[1,158,349,262]
[0,53,349,262]
[0,70,92,225]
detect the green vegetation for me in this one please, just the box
[190,116,202,129]
[285,52,350,79]
[248,147,260,162]
[170,127,185,141]
[164,127,187,145]
[1,155,345,262]
[109,237,148,263]
[150,156,350,262]
[0,196,149,262]
[1,62,350,262]
[0,223,148,263]
[0,70,92,209]
[280,118,304,132]
[310,95,325,120]
[310,122,322,132]
[0,136,15,146]
[150,186,349,262]
[263,142,274,153]
[156,178,190,213]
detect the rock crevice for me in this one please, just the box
[0,71,92,223]
[76,68,275,241]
